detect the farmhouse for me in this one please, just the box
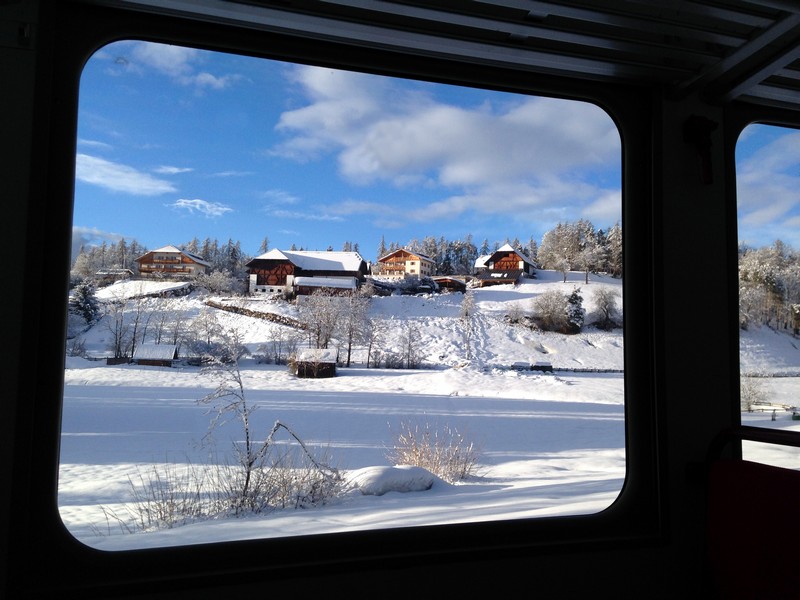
[246,249,369,295]
[132,343,178,367]
[473,243,536,287]
[135,245,210,279]
[374,248,435,281]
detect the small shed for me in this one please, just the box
[432,276,467,293]
[291,348,337,378]
[532,361,554,373]
[132,344,178,367]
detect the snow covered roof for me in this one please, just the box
[489,244,536,267]
[95,280,192,301]
[294,276,357,289]
[132,344,177,360]
[378,248,434,262]
[139,245,211,267]
[152,244,182,253]
[252,249,365,272]
[296,348,337,363]
[474,254,491,268]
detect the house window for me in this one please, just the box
[736,122,800,468]
[62,40,624,550]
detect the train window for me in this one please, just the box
[737,122,800,466]
[60,40,625,550]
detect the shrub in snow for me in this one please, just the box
[386,420,479,483]
[199,339,342,515]
[532,290,569,332]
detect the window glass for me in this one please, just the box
[737,123,800,466]
[61,41,624,550]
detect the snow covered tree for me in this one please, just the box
[460,289,476,360]
[185,306,224,357]
[566,287,585,333]
[606,222,623,278]
[526,236,539,265]
[338,292,371,367]
[185,237,200,256]
[363,316,385,368]
[399,322,423,368]
[71,281,100,324]
[70,247,95,281]
[592,287,620,330]
[377,235,387,260]
[196,270,242,295]
[258,236,270,255]
[298,290,342,350]
[104,299,131,359]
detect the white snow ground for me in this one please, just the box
[58,270,800,550]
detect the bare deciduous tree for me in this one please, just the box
[592,287,620,330]
[298,290,342,349]
[460,290,476,360]
[532,290,568,332]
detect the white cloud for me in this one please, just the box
[737,128,800,247]
[131,42,198,78]
[70,226,124,261]
[78,138,113,151]
[269,209,344,222]
[75,154,176,195]
[211,170,253,178]
[118,42,239,91]
[326,200,387,216]
[274,66,618,184]
[154,165,193,174]
[582,189,622,225]
[170,198,233,217]
[271,65,621,225]
[189,71,238,90]
[262,189,300,204]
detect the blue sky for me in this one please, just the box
[72,40,623,263]
[72,42,800,262]
[736,122,800,249]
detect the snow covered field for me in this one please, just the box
[58,270,800,550]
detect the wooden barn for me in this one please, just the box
[132,344,178,367]
[290,348,337,378]
[246,249,368,295]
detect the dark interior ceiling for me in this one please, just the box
[97,0,800,110]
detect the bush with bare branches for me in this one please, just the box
[386,420,479,483]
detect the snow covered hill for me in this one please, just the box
[77,269,626,371]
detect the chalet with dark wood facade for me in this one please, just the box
[246,249,369,295]
[473,243,535,287]
[135,245,210,279]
